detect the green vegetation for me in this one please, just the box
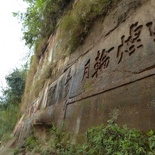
[59,0,120,54]
[0,104,19,143]
[14,0,71,49]
[2,68,27,105]
[0,67,27,142]
[21,60,53,112]
[10,1,155,154]
[26,135,40,151]
[15,115,155,155]
[16,0,120,54]
[17,0,121,111]
[74,124,155,155]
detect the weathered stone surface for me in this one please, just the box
[65,75,155,133]
[14,0,155,143]
[64,0,155,132]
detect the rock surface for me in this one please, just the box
[13,0,155,144]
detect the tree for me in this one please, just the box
[0,67,27,106]
[0,67,27,140]
[14,0,71,48]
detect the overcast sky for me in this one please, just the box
[0,0,28,89]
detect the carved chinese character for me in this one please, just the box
[117,22,143,64]
[64,68,72,97]
[92,47,114,78]
[146,22,155,42]
[81,59,90,81]
[47,84,57,106]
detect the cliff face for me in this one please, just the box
[14,0,155,144]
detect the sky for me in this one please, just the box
[0,0,28,89]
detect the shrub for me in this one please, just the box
[19,115,155,155]
[26,135,40,151]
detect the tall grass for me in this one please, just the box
[59,0,120,54]
[0,104,19,142]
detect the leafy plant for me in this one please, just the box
[14,0,71,49]
[1,67,27,105]
[20,115,155,155]
[26,135,39,151]
[148,130,155,152]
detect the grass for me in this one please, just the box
[58,0,120,54]
[21,56,53,113]
[21,54,39,113]
[35,37,49,59]
[0,104,20,143]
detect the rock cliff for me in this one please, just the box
[14,0,155,145]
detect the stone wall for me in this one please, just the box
[14,0,155,143]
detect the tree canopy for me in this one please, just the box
[0,67,27,106]
[15,0,71,48]
[0,67,27,140]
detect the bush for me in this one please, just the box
[18,115,155,155]
[26,135,40,151]
[58,124,155,155]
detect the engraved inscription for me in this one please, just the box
[82,59,90,81]
[47,84,57,106]
[64,68,72,97]
[92,47,114,78]
[146,22,155,42]
[117,22,143,64]
[26,20,155,114]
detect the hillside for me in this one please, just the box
[1,0,155,154]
